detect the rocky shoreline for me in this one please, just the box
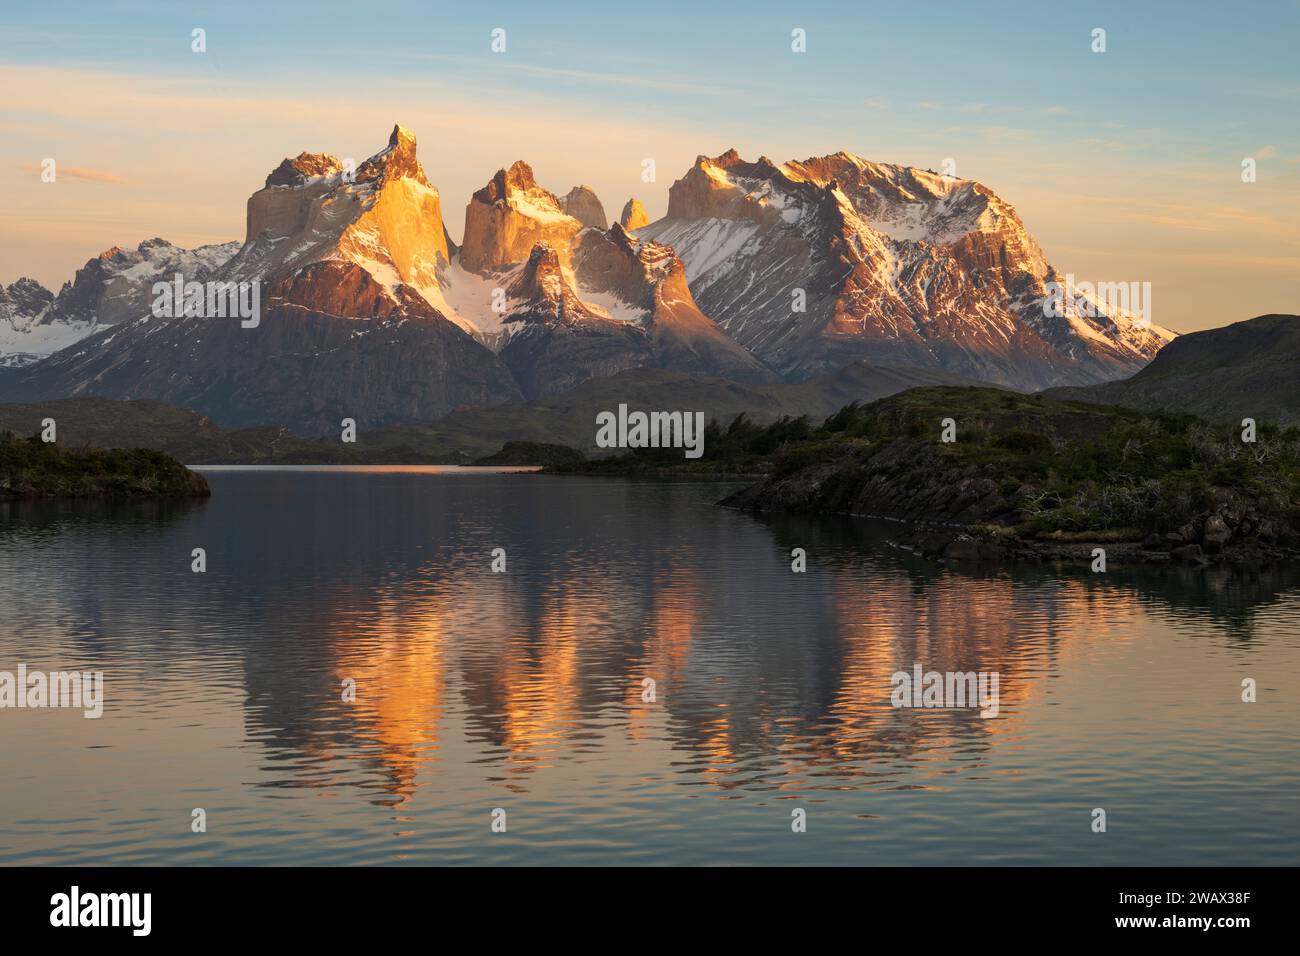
[719,435,1300,567]
[880,521,1300,567]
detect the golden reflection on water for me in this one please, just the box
[330,595,449,806]
[628,569,700,741]
[294,554,1161,805]
[3,477,1299,864]
[496,590,583,786]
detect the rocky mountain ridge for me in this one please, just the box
[3,126,1189,431]
[639,148,1173,387]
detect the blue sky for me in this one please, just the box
[3,0,1298,330]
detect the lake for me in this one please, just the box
[1,467,1298,865]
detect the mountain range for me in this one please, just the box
[0,238,236,367]
[639,149,1171,385]
[1,124,1178,433]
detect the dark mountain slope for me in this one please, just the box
[1047,314,1300,424]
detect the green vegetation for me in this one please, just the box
[550,413,820,477]
[567,386,1300,545]
[829,387,1300,537]
[0,431,209,498]
[472,441,585,468]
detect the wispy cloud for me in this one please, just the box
[483,60,729,96]
[376,50,736,97]
[20,162,125,184]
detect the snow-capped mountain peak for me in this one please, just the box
[0,238,238,366]
[639,147,1172,388]
[4,131,1180,421]
[222,123,456,319]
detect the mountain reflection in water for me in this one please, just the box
[1,470,1297,865]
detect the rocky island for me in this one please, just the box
[0,431,209,498]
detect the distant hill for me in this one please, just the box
[0,363,977,464]
[0,398,347,464]
[1047,314,1300,424]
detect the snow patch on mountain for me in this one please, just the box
[572,286,649,324]
[0,238,240,366]
[634,218,762,284]
[640,148,1173,388]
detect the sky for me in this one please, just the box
[1,0,1297,333]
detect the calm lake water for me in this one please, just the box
[2,468,1298,865]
